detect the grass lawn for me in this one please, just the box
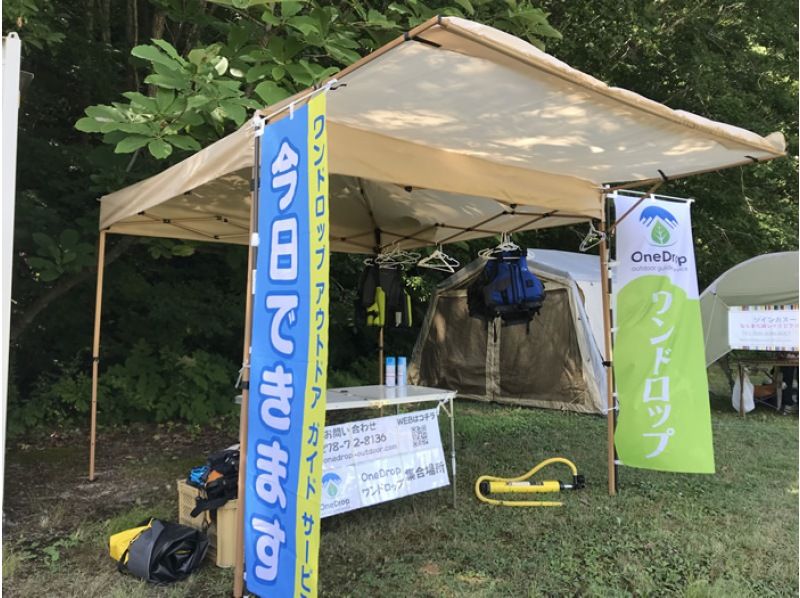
[3,386,798,597]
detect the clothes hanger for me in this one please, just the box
[417,245,460,273]
[477,233,521,260]
[371,244,421,269]
[579,221,605,252]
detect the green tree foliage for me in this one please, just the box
[3,0,796,433]
[535,0,798,287]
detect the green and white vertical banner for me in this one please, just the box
[612,194,715,474]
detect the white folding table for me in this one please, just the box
[326,384,458,507]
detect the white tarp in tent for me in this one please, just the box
[97,16,785,249]
[409,251,607,414]
[701,251,799,366]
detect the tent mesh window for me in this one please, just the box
[417,293,488,398]
[497,288,588,408]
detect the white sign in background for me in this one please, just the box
[320,408,449,517]
[728,306,799,351]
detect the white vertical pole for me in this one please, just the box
[1,32,23,523]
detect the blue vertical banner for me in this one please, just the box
[245,93,329,597]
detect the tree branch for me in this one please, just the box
[10,236,137,344]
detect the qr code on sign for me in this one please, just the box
[411,425,428,447]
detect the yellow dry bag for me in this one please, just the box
[109,520,152,563]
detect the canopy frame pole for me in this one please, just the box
[373,230,385,385]
[598,195,617,496]
[233,136,260,598]
[88,230,107,481]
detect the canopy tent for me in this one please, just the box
[409,250,606,413]
[97,16,785,252]
[87,16,786,597]
[701,252,799,366]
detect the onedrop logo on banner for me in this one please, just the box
[640,206,679,247]
[628,204,688,271]
[322,473,341,498]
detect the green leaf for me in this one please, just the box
[219,100,247,125]
[148,139,173,159]
[39,269,62,282]
[156,88,175,112]
[454,0,474,14]
[85,104,123,123]
[366,9,395,29]
[26,256,53,270]
[122,92,158,112]
[187,95,211,110]
[32,232,55,250]
[59,229,80,248]
[254,81,291,105]
[144,73,190,90]
[325,43,361,66]
[281,1,303,18]
[261,10,281,26]
[74,117,105,133]
[114,122,157,136]
[166,135,202,151]
[285,62,315,86]
[114,135,152,154]
[287,15,322,36]
[272,66,286,81]
[151,39,187,65]
[131,44,183,71]
[246,64,272,83]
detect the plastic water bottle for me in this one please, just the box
[397,356,407,386]
[385,356,396,386]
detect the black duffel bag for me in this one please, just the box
[119,519,208,584]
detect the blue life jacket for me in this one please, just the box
[469,252,545,324]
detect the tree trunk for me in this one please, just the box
[100,0,112,44]
[148,8,167,97]
[127,0,140,90]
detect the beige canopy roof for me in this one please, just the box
[99,16,785,251]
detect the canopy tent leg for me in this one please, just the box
[88,230,107,481]
[233,141,260,598]
[598,211,618,496]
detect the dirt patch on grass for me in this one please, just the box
[3,423,237,596]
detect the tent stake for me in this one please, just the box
[598,208,617,496]
[233,138,260,598]
[88,230,107,481]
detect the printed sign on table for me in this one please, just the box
[612,194,715,474]
[728,305,799,351]
[320,408,449,517]
[245,93,329,598]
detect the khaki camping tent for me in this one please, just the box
[88,16,786,596]
[410,250,607,413]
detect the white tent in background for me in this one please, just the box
[410,250,606,414]
[531,249,606,350]
[701,252,799,366]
